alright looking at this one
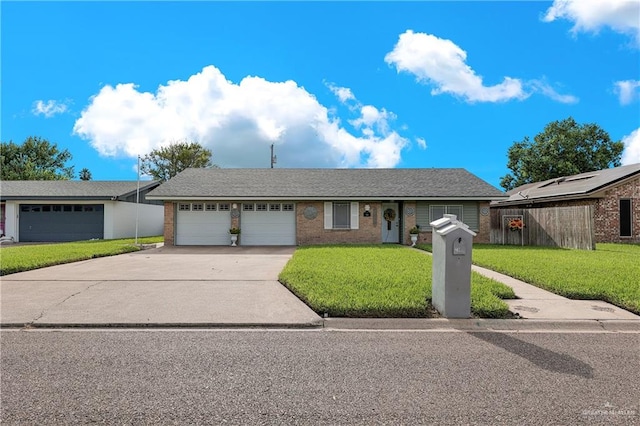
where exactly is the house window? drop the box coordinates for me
[43,205,51,212]
[332,203,350,229]
[63,205,72,212]
[205,203,217,211]
[429,205,463,222]
[620,199,632,237]
[53,205,62,212]
[192,203,204,212]
[178,203,190,211]
[83,205,95,212]
[269,204,281,211]
[243,203,254,211]
[282,203,294,211]
[256,203,268,211]
[219,203,230,211]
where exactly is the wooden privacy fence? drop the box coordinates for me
[490,205,596,250]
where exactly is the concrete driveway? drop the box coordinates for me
[1,246,322,328]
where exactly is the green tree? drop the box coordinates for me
[500,117,624,191]
[0,136,74,180]
[140,140,213,181]
[79,168,92,181]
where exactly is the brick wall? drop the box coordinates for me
[297,201,382,245]
[500,176,640,243]
[595,176,640,243]
[163,202,174,246]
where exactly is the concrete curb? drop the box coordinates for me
[1,321,325,330]
[2,318,639,332]
[322,318,640,332]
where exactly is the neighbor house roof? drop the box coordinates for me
[146,168,505,201]
[0,180,160,201]
[492,163,640,206]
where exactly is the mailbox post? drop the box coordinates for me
[430,214,476,318]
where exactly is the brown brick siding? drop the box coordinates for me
[497,176,640,243]
[163,202,175,246]
[297,201,381,245]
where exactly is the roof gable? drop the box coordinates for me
[147,168,505,200]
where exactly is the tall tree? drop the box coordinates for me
[79,168,92,181]
[500,117,624,191]
[140,140,213,181]
[0,136,74,180]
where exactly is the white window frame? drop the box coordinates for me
[192,203,204,212]
[324,202,359,230]
[269,203,281,211]
[218,203,230,211]
[282,203,294,211]
[205,203,217,211]
[178,203,191,211]
[256,203,268,212]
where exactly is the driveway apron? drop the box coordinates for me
[0,246,322,327]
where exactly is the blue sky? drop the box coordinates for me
[2,1,639,189]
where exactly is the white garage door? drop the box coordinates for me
[241,202,296,245]
[176,202,230,245]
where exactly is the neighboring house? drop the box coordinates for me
[0,181,164,242]
[491,163,640,244]
[146,168,506,246]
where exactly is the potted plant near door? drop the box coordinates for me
[229,227,241,246]
[409,226,420,247]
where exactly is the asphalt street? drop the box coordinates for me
[1,329,638,425]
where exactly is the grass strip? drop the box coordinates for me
[279,245,514,318]
[417,243,640,315]
[0,236,164,276]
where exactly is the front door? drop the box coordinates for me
[381,203,399,243]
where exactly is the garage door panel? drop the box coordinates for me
[176,211,229,245]
[242,211,295,246]
[19,205,104,242]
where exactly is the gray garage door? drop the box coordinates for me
[19,204,104,242]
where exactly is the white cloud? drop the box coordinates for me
[73,65,410,169]
[32,100,69,117]
[527,80,579,104]
[544,0,640,44]
[614,80,640,105]
[621,128,640,165]
[384,30,576,104]
[327,83,355,104]
[416,137,427,150]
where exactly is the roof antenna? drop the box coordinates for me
[270,144,277,168]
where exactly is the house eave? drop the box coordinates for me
[147,196,507,202]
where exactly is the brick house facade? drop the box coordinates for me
[149,168,505,246]
[491,164,640,244]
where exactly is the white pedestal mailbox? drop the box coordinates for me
[430,214,476,318]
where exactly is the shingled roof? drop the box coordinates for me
[146,168,505,200]
[493,163,640,206]
[0,180,160,200]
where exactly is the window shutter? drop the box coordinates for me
[350,202,359,229]
[324,202,332,230]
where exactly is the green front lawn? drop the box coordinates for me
[278,245,515,318]
[0,236,164,276]
[418,243,640,315]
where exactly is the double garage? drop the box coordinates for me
[175,201,296,246]
[18,204,104,242]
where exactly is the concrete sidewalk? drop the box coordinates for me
[471,265,640,321]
